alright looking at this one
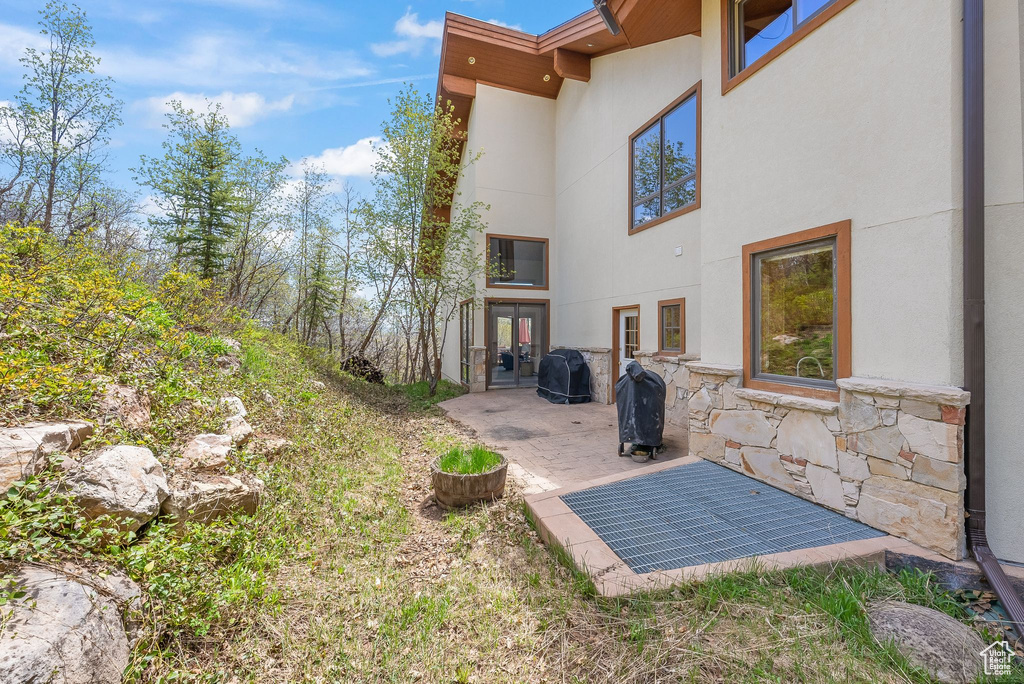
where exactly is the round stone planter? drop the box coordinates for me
[431,455,508,509]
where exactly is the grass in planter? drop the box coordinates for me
[438,445,501,474]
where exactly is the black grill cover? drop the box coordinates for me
[537,349,592,404]
[615,361,666,447]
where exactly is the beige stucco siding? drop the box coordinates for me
[699,0,963,386]
[554,36,703,355]
[982,0,1024,563]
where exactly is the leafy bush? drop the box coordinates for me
[437,445,501,475]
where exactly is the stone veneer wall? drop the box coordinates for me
[553,347,612,404]
[637,359,969,560]
[467,346,486,393]
[632,352,699,427]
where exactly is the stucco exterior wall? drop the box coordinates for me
[982,0,1024,563]
[553,36,703,356]
[699,0,963,387]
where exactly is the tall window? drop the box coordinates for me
[725,0,856,88]
[459,300,473,385]
[487,236,548,289]
[630,83,700,233]
[658,298,686,355]
[742,220,850,399]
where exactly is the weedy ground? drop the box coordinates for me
[2,226,1020,682]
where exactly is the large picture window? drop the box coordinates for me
[486,235,548,289]
[459,300,473,385]
[724,0,858,93]
[742,220,850,399]
[629,82,701,233]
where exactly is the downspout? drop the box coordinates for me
[961,0,1024,637]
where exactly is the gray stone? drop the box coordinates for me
[805,463,845,510]
[725,445,741,466]
[224,415,253,446]
[0,566,138,683]
[161,474,261,524]
[912,457,965,493]
[824,415,841,432]
[880,409,898,426]
[219,395,247,418]
[868,457,909,480]
[689,387,712,415]
[837,377,970,408]
[776,411,837,469]
[900,398,941,421]
[66,445,169,533]
[839,391,880,433]
[99,384,151,431]
[867,600,985,683]
[848,426,905,462]
[179,433,232,472]
[709,410,776,448]
[0,421,93,492]
[898,413,959,462]
[838,451,871,481]
[739,447,796,493]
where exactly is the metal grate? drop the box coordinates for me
[561,460,886,574]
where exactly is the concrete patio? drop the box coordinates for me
[441,387,943,597]
[440,387,689,494]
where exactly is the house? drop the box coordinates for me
[435,0,1024,571]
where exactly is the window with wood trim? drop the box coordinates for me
[658,298,686,355]
[487,236,548,289]
[624,314,639,361]
[459,300,473,385]
[724,0,858,91]
[742,221,850,400]
[629,83,701,233]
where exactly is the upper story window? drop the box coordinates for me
[487,235,548,289]
[629,82,701,233]
[742,220,851,400]
[724,0,858,93]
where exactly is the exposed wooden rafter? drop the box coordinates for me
[553,48,591,83]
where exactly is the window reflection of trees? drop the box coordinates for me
[631,95,697,229]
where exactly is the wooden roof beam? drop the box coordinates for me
[553,48,591,82]
[442,74,477,100]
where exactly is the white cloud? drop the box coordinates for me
[99,32,372,88]
[484,18,523,31]
[371,9,443,58]
[296,137,383,178]
[0,23,47,69]
[139,91,295,128]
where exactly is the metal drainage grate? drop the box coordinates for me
[561,460,886,574]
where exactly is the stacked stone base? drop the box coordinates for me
[553,347,613,404]
[637,358,968,560]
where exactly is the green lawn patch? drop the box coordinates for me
[396,380,465,411]
[437,445,501,475]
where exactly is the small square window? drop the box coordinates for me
[658,298,686,355]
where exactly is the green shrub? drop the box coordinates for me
[437,445,501,474]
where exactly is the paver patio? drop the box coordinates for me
[442,387,942,597]
[440,387,688,493]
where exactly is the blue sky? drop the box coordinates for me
[0,0,589,203]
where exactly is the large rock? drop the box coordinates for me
[161,474,261,524]
[0,566,141,683]
[898,413,959,462]
[66,445,169,533]
[867,600,986,683]
[98,384,151,431]
[856,476,964,558]
[709,410,776,448]
[179,433,232,472]
[776,411,838,469]
[223,416,253,447]
[0,421,93,492]
[219,395,247,418]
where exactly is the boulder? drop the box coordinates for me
[161,474,261,524]
[65,445,169,533]
[219,395,247,418]
[0,566,141,683]
[223,415,253,447]
[0,421,93,492]
[179,433,232,472]
[867,600,986,683]
[98,384,151,431]
[254,434,291,458]
[220,337,241,352]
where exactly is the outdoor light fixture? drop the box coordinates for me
[593,0,621,36]
[543,74,551,82]
[468,56,476,64]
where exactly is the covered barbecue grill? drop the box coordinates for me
[537,349,592,404]
[615,360,666,460]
